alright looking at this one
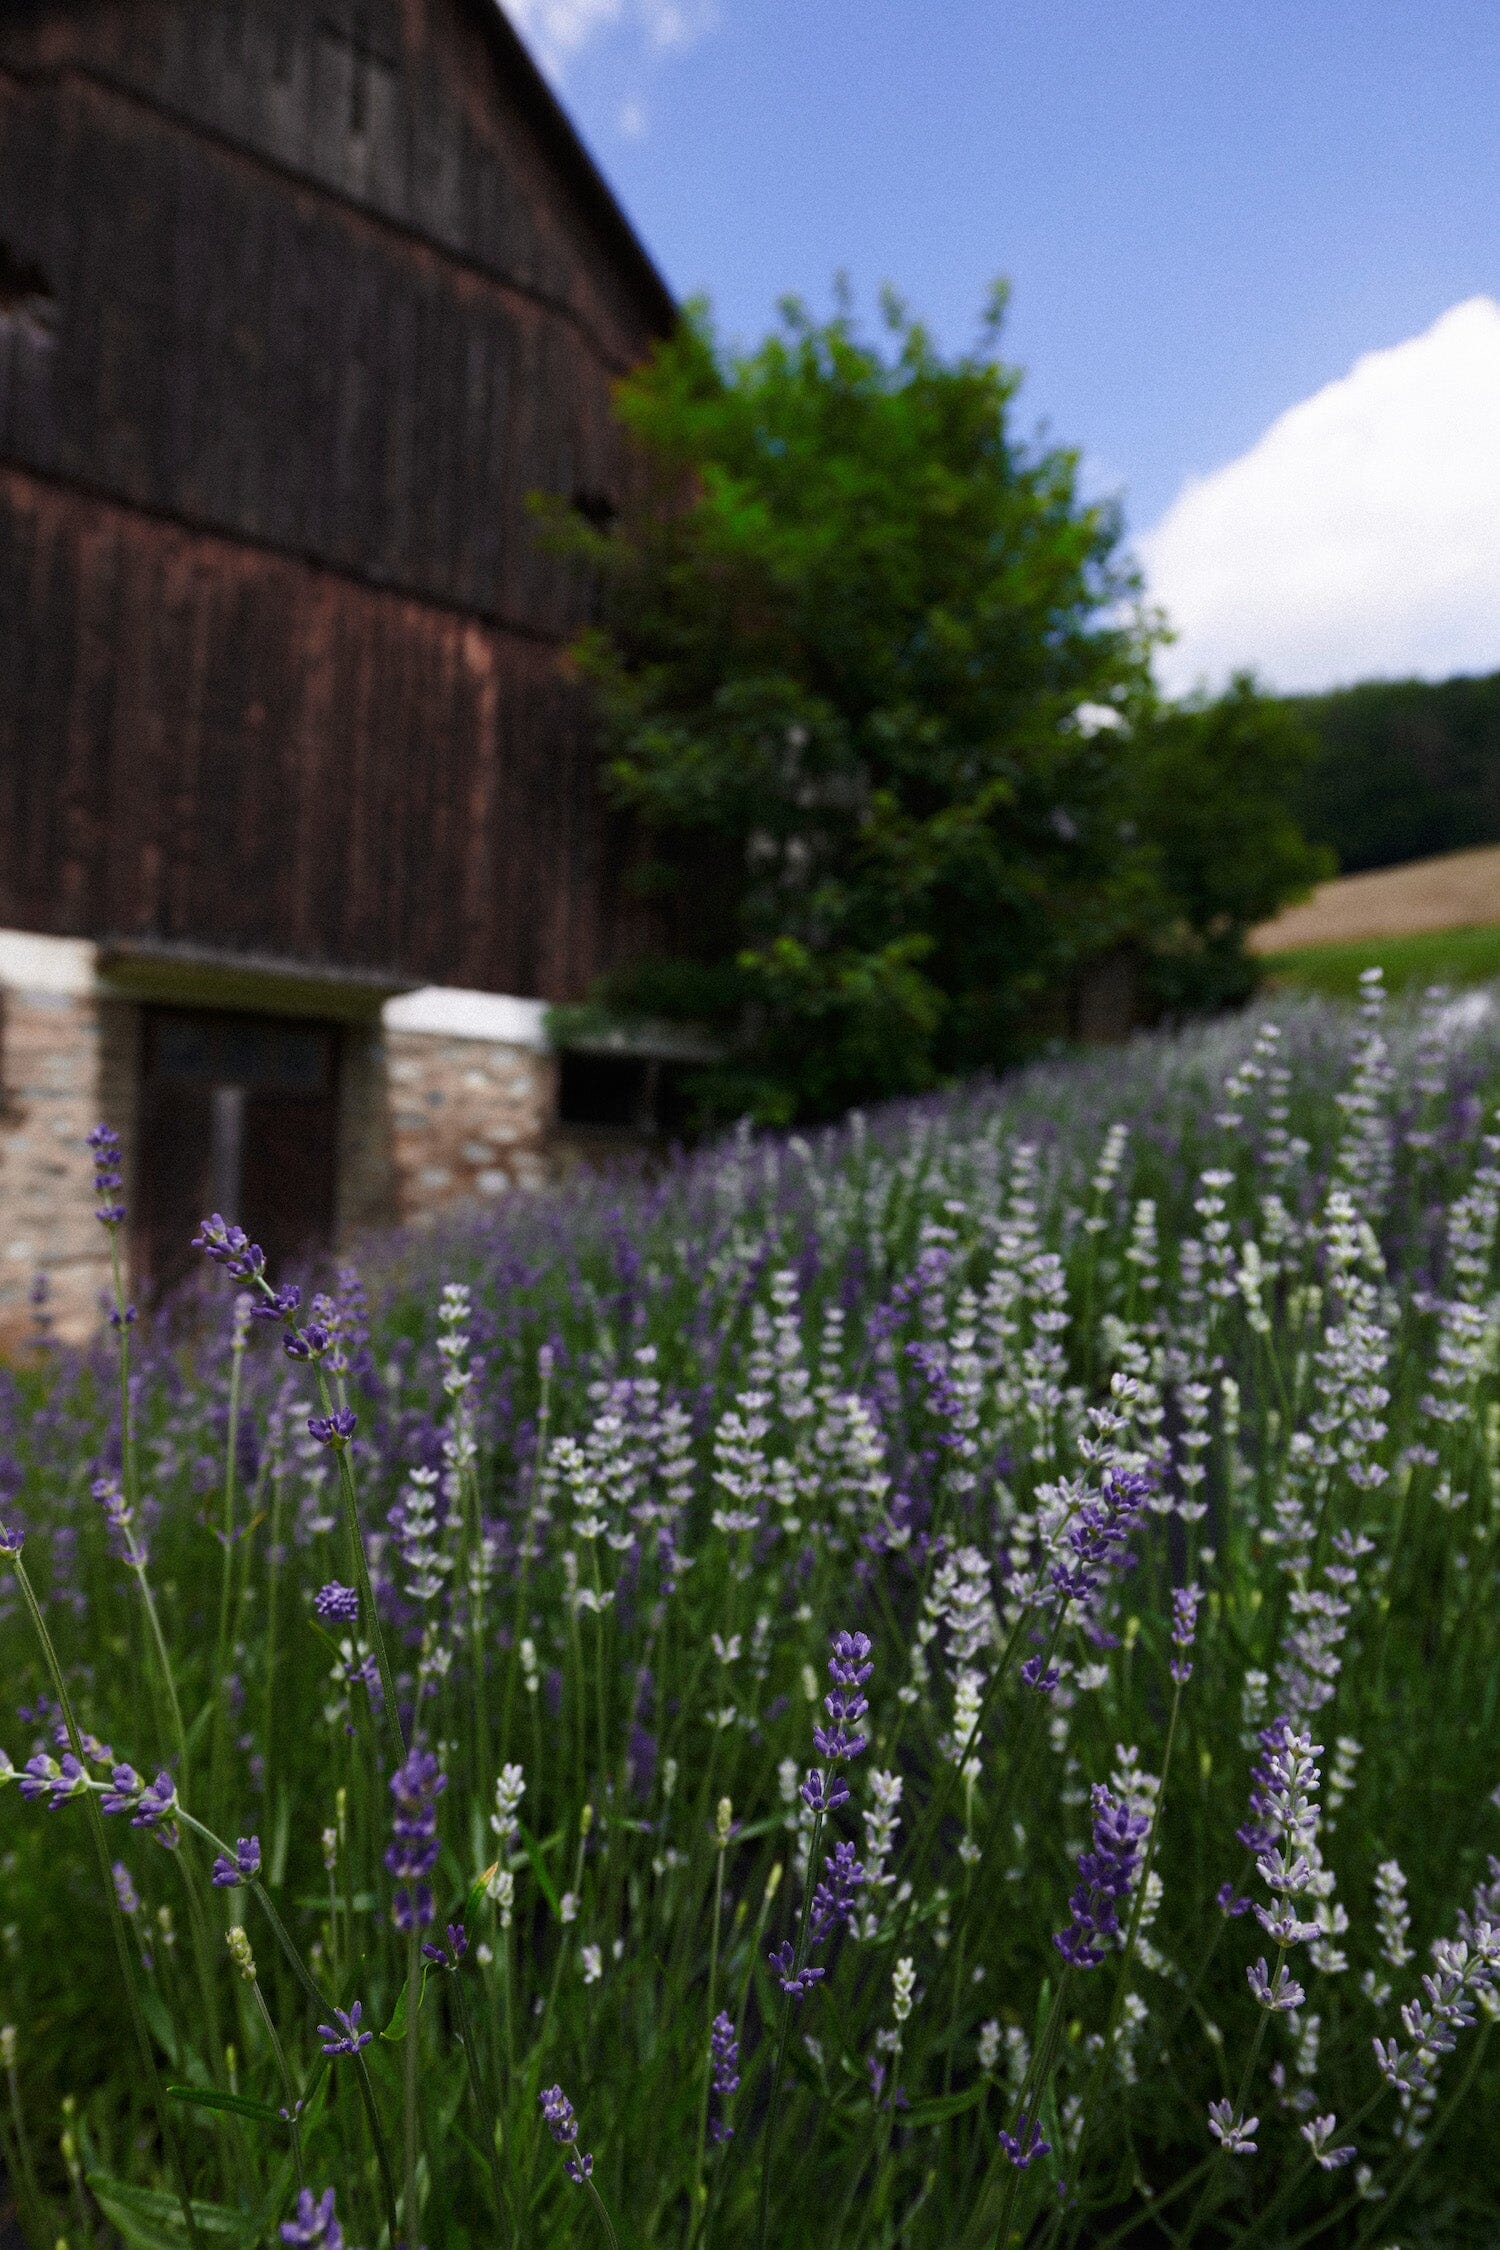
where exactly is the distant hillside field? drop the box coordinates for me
[1250,842,1500,996]
[1290,668,1500,873]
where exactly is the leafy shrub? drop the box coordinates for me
[4,976,1500,2247]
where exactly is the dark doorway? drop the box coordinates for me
[134,1007,340,1300]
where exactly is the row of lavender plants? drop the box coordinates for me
[3,973,1500,2247]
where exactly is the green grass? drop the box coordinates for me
[1258,918,1500,997]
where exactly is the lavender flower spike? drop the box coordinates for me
[809,1840,865,1943]
[314,1582,359,1625]
[279,2186,346,2250]
[193,1214,266,1284]
[211,1836,262,1888]
[87,1124,126,1227]
[1170,1583,1203,1685]
[386,1747,445,1931]
[814,1630,873,1761]
[1054,1784,1148,1970]
[540,2083,594,2184]
[708,2010,740,2143]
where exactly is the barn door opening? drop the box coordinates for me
[135,1006,340,1300]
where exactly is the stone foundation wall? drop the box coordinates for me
[0,986,127,1348]
[385,1029,555,1224]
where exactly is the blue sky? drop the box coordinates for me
[508,1,1500,691]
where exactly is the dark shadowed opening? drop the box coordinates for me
[134,1006,340,1300]
[557,1049,694,1143]
[0,241,55,331]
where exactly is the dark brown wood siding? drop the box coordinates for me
[0,0,667,992]
[0,465,645,993]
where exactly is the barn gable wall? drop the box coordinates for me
[0,0,667,992]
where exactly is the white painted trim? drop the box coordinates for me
[0,929,99,997]
[0,934,555,1055]
[381,986,550,1050]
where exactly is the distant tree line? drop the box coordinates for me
[1288,670,1500,875]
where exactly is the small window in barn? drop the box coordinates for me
[572,491,618,536]
[134,1006,340,1301]
[0,243,57,342]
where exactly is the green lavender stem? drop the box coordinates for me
[755,1797,828,2250]
[451,1964,515,2246]
[403,1919,423,2246]
[11,1552,205,2250]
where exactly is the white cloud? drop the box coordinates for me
[1139,297,1500,696]
[502,0,714,80]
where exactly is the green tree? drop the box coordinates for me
[1130,675,1333,1016]
[551,292,1320,1123]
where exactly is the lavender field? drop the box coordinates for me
[4,974,1500,2248]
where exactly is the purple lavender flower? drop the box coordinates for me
[87,1124,126,1226]
[539,2083,594,2184]
[286,1325,333,1363]
[100,1763,143,1814]
[279,2186,345,2250]
[21,1751,85,1808]
[1170,1583,1203,1685]
[92,1476,138,1566]
[112,1862,140,1916]
[998,2112,1051,2169]
[0,1519,22,1557]
[133,1772,180,1839]
[1236,1716,1293,1859]
[100,1766,180,1848]
[386,1747,445,1930]
[1208,2100,1258,2156]
[193,1215,266,1284]
[1021,1655,1061,1693]
[421,1921,468,1970]
[813,1630,872,1761]
[708,2010,740,2143]
[799,1768,850,1816]
[308,1408,357,1450]
[317,2003,373,2057]
[250,1283,302,1324]
[1055,1465,1153,1601]
[771,1628,875,2000]
[1054,1784,1148,1970]
[809,1840,865,1944]
[211,1836,262,1887]
[768,1941,825,1999]
[314,1582,359,1625]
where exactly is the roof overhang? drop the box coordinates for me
[95,940,415,1024]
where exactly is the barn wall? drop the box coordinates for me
[0,0,667,995]
[0,57,633,633]
[0,466,644,996]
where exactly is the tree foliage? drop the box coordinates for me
[1129,677,1334,1016]
[551,293,1324,1122]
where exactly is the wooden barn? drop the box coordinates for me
[0,0,676,1338]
